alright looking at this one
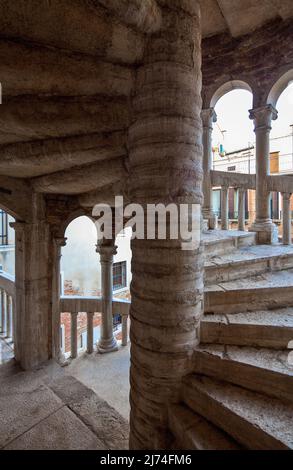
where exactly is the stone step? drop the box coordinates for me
[193,345,293,403]
[205,245,293,285]
[169,403,240,450]
[203,230,256,259]
[183,375,293,450]
[204,269,293,314]
[201,308,293,349]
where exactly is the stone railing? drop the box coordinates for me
[211,170,256,232]
[0,270,15,342]
[60,296,130,359]
[267,174,293,245]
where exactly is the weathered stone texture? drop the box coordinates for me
[128,0,204,450]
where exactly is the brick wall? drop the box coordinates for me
[202,18,293,109]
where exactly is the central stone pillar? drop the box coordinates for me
[202,108,217,229]
[128,0,203,449]
[249,105,278,244]
[96,239,118,353]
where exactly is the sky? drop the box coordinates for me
[212,83,293,154]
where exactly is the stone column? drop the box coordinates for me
[52,237,67,362]
[0,289,6,335]
[12,196,53,370]
[249,105,278,244]
[121,313,128,347]
[70,312,78,359]
[86,312,94,354]
[202,108,217,229]
[128,0,203,449]
[282,193,292,245]
[96,240,118,353]
[238,188,246,231]
[6,295,12,339]
[221,185,229,230]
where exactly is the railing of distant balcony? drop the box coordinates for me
[211,170,292,244]
[60,295,130,360]
[267,174,293,245]
[0,269,15,344]
[211,170,256,233]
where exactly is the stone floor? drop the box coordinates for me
[67,344,131,421]
[0,341,130,450]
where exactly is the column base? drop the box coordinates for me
[249,221,279,244]
[97,337,119,354]
[202,210,218,231]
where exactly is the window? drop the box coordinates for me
[0,210,8,246]
[228,165,236,172]
[113,261,127,291]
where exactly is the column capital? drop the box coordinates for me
[249,105,278,131]
[54,237,67,248]
[201,108,217,129]
[96,239,117,260]
[9,221,25,232]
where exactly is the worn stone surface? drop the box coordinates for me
[193,344,293,403]
[183,375,293,449]
[205,269,293,314]
[169,403,240,450]
[49,376,129,449]
[128,0,203,450]
[4,406,105,450]
[0,362,129,450]
[205,244,293,285]
[201,308,293,349]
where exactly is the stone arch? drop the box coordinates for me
[210,80,253,109]
[0,202,18,221]
[267,69,293,108]
[57,208,95,239]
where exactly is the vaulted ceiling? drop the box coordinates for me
[0,0,292,198]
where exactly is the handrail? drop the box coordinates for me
[211,170,256,190]
[267,174,293,193]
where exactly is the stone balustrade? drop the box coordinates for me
[60,296,130,360]
[211,170,256,233]
[210,170,292,245]
[0,270,15,342]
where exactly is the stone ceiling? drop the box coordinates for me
[200,0,293,38]
[0,0,292,198]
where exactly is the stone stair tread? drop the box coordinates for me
[183,375,293,449]
[203,230,255,245]
[201,308,293,348]
[205,244,293,267]
[169,403,240,450]
[207,269,293,292]
[195,344,293,378]
[203,308,293,327]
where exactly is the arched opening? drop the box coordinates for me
[211,87,254,230]
[0,206,15,364]
[269,76,293,242]
[59,216,132,419]
[267,69,293,109]
[210,80,253,109]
